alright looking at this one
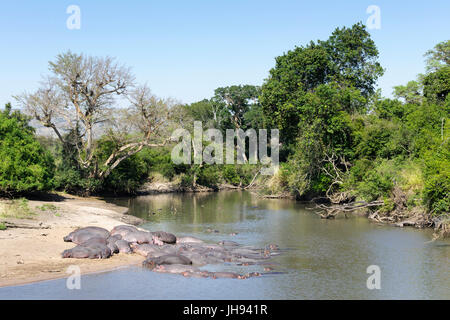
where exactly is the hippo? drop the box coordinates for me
[143,254,192,269]
[110,225,138,238]
[131,243,165,257]
[153,264,199,274]
[204,256,226,264]
[115,240,132,254]
[176,236,205,244]
[62,246,97,259]
[179,252,209,266]
[108,234,122,241]
[151,231,177,244]
[178,243,209,254]
[62,242,111,259]
[80,237,108,245]
[106,239,119,254]
[68,231,107,245]
[181,270,214,278]
[266,244,279,251]
[219,240,239,247]
[63,227,110,243]
[245,272,261,278]
[211,272,244,279]
[121,230,153,244]
[202,244,226,252]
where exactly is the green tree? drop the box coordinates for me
[260,22,384,147]
[393,81,423,105]
[424,40,450,72]
[213,85,261,131]
[0,104,54,194]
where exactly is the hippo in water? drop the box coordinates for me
[63,227,110,244]
[153,264,199,274]
[131,243,165,257]
[211,272,245,279]
[219,240,239,247]
[176,236,204,244]
[143,254,192,269]
[181,270,214,278]
[151,231,177,244]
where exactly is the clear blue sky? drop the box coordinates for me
[1,0,449,105]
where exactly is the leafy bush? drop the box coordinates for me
[0,104,54,194]
[97,138,149,195]
[344,159,395,202]
[422,143,450,215]
[140,148,186,180]
[222,165,241,185]
[179,173,193,188]
[197,166,220,188]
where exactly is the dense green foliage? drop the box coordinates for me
[262,35,449,218]
[0,104,54,194]
[260,23,384,150]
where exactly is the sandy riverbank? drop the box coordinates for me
[0,195,146,288]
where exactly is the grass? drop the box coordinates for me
[0,198,35,219]
[0,222,6,230]
[37,204,58,212]
[399,161,424,194]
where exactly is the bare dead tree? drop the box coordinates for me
[99,85,173,179]
[15,51,175,182]
[15,79,69,143]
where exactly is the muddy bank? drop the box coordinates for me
[0,195,145,287]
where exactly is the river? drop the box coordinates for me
[0,191,449,299]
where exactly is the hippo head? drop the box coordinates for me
[61,249,72,258]
[246,272,261,278]
[143,259,156,269]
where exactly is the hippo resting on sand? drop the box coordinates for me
[62,238,112,259]
[110,225,138,238]
[121,230,153,244]
[143,254,192,269]
[110,225,176,245]
[106,238,120,254]
[115,240,132,253]
[63,227,110,244]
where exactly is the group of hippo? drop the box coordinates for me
[62,225,281,279]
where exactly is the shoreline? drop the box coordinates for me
[0,195,145,288]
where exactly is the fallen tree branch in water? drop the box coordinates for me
[311,201,384,219]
